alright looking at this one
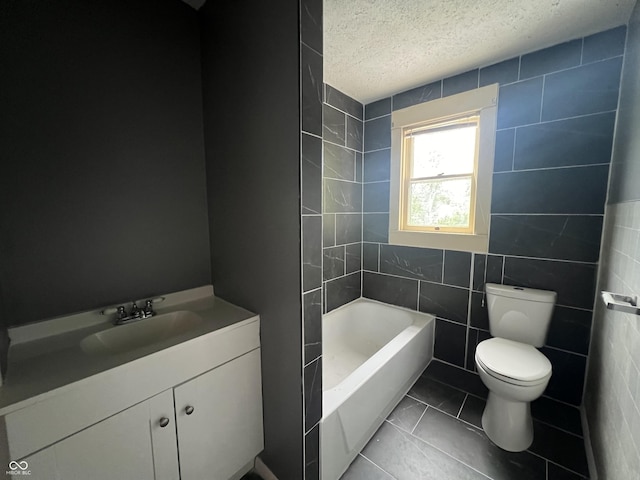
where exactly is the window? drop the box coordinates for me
[389,84,498,252]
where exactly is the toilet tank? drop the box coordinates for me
[485,283,557,347]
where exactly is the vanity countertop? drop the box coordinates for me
[0,286,259,415]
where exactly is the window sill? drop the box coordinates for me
[388,230,488,253]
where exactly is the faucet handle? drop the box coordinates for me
[116,305,127,320]
[130,301,141,317]
[143,299,155,316]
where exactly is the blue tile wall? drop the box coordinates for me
[380,245,443,282]
[542,57,623,121]
[363,181,390,213]
[301,43,322,138]
[434,320,467,367]
[582,25,626,63]
[479,57,519,87]
[301,1,323,476]
[322,85,364,314]
[302,215,322,292]
[363,149,391,182]
[419,282,470,324]
[443,69,479,97]
[513,112,616,170]
[519,39,582,79]
[323,142,355,181]
[365,97,391,120]
[322,104,346,144]
[323,246,345,281]
[357,26,625,407]
[325,84,363,119]
[362,242,379,271]
[392,81,442,110]
[335,213,361,245]
[301,133,322,214]
[363,115,391,151]
[325,272,361,311]
[362,271,418,310]
[497,76,544,129]
[304,423,320,479]
[491,165,609,214]
[493,129,515,172]
[345,243,361,274]
[324,179,362,213]
[443,250,472,288]
[363,213,389,243]
[489,215,603,262]
[303,289,322,363]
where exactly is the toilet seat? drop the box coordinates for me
[475,338,552,387]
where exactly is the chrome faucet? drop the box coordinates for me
[113,299,156,325]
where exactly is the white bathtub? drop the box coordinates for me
[320,298,434,480]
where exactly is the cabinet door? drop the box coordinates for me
[22,389,179,480]
[174,348,264,480]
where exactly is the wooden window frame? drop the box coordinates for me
[389,84,498,253]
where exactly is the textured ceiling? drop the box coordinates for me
[325,0,636,104]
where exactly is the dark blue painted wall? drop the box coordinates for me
[0,0,210,327]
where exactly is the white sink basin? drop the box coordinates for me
[80,311,203,356]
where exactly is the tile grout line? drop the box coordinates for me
[357,453,399,480]
[545,459,549,480]
[456,394,469,419]
[410,405,429,435]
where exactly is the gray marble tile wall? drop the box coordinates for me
[301,0,323,478]
[323,85,365,313]
[586,202,640,479]
[585,3,640,477]
[361,26,626,407]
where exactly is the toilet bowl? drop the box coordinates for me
[475,337,551,451]
[476,283,556,452]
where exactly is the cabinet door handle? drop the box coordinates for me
[159,417,170,428]
[185,405,195,415]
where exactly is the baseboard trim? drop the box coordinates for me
[254,456,279,480]
[580,405,598,480]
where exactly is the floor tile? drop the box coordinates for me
[547,462,588,479]
[360,421,489,480]
[412,408,546,480]
[458,395,486,429]
[423,361,488,398]
[387,396,427,432]
[340,455,395,480]
[529,422,589,477]
[408,376,467,416]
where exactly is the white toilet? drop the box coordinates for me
[474,283,555,452]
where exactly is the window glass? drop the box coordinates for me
[411,123,477,178]
[403,116,479,232]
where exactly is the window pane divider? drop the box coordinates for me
[410,173,473,182]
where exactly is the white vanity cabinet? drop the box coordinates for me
[23,389,179,480]
[20,348,263,480]
[175,348,264,480]
[1,300,264,480]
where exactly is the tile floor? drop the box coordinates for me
[340,361,590,480]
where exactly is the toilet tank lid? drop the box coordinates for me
[485,283,557,303]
